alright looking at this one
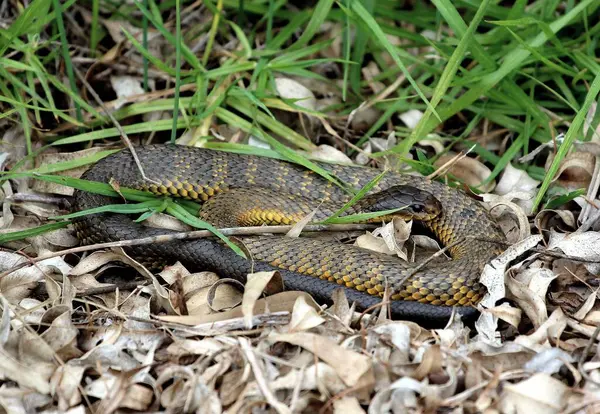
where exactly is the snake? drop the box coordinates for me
[72,144,507,325]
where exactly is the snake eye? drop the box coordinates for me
[412,204,425,214]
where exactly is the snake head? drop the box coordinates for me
[360,184,442,222]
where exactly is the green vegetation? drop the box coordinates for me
[1,0,599,236]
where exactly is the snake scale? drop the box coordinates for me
[72,145,507,325]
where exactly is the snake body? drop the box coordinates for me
[72,145,507,324]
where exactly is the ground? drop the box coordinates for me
[0,0,600,413]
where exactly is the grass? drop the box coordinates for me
[1,1,600,410]
[0,0,599,239]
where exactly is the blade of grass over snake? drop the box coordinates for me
[322,208,404,225]
[202,142,295,160]
[215,107,351,193]
[166,203,246,258]
[321,171,388,223]
[5,173,245,258]
[53,200,169,221]
[4,173,155,202]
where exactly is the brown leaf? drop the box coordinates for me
[268,332,373,387]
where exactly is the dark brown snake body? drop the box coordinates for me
[72,145,507,325]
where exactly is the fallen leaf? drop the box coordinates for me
[501,373,568,414]
[287,295,326,332]
[157,291,317,327]
[495,163,540,215]
[274,77,316,110]
[476,235,543,343]
[268,332,372,387]
[310,145,353,164]
[548,230,600,274]
[434,154,495,192]
[333,396,366,414]
[242,271,280,329]
[355,218,412,260]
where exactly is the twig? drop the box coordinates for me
[356,298,388,326]
[35,281,148,298]
[73,68,159,185]
[238,337,291,414]
[6,193,71,209]
[0,223,377,279]
[577,323,600,387]
[393,238,464,288]
[177,312,291,336]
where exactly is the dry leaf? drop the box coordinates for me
[548,230,600,274]
[110,76,144,110]
[506,267,557,329]
[274,77,316,111]
[434,154,495,192]
[157,291,316,328]
[333,397,366,414]
[545,151,595,190]
[476,235,543,343]
[501,373,568,414]
[287,296,326,332]
[398,109,423,129]
[514,308,567,351]
[310,145,353,163]
[242,271,280,329]
[355,218,412,259]
[268,332,372,387]
[486,303,522,328]
[495,163,540,215]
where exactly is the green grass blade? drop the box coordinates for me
[404,0,491,155]
[0,222,69,244]
[348,0,440,122]
[322,171,387,223]
[532,72,600,211]
[286,0,335,50]
[166,203,247,258]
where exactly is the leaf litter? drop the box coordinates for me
[4,137,600,412]
[1,3,600,413]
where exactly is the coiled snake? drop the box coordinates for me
[72,145,507,324]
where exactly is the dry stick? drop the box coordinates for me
[7,193,71,208]
[393,238,465,289]
[4,227,599,281]
[73,68,159,185]
[578,323,600,387]
[238,337,291,414]
[35,281,148,298]
[353,239,467,325]
[0,223,377,279]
